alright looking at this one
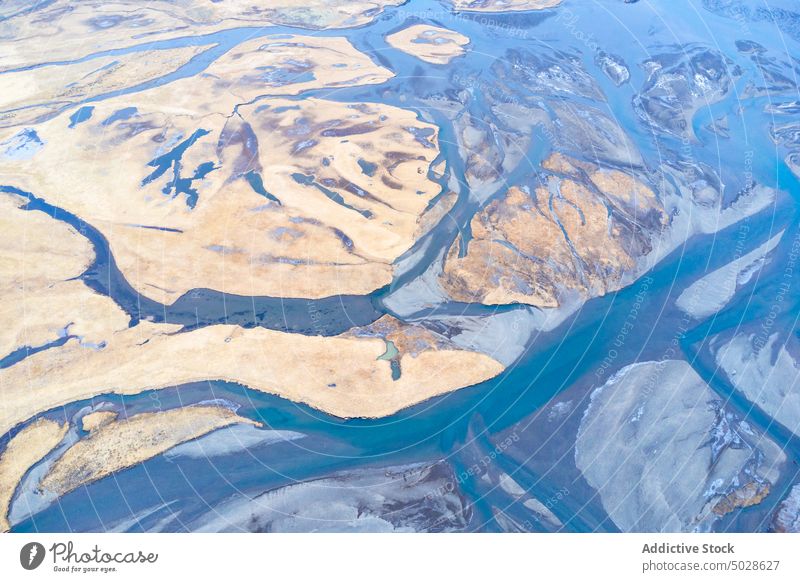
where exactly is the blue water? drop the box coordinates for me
[67,106,94,128]
[5,0,800,532]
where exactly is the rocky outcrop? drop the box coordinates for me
[712,481,771,515]
[440,154,666,307]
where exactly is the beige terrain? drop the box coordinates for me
[80,411,119,433]
[0,46,207,128]
[0,419,67,531]
[0,27,507,447]
[0,1,405,72]
[0,35,450,303]
[0,318,504,437]
[440,154,667,306]
[0,187,502,448]
[387,25,470,65]
[41,406,259,497]
[0,172,500,435]
[0,33,395,129]
[0,191,129,361]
